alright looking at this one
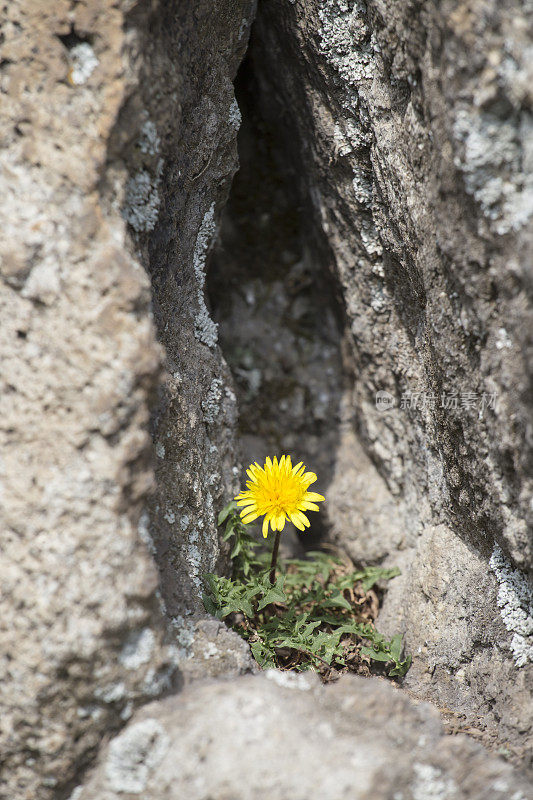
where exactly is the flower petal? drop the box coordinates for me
[304,492,325,502]
[295,511,310,528]
[289,511,305,531]
[299,501,320,512]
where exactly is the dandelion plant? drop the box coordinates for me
[204,455,411,679]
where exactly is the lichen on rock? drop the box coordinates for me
[490,544,533,668]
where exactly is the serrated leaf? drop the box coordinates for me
[241,599,254,617]
[202,593,218,617]
[388,655,412,677]
[250,640,277,669]
[333,621,372,638]
[204,526,410,679]
[302,620,322,637]
[257,587,287,611]
[320,589,352,611]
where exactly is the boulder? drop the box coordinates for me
[77,671,533,800]
[0,1,254,797]
[248,0,533,756]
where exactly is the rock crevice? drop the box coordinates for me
[1,1,532,797]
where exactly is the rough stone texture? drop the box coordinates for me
[77,671,532,800]
[0,1,254,798]
[246,0,533,761]
[381,527,533,752]
[176,618,256,683]
[2,0,533,796]
[123,0,256,620]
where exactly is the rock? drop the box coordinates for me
[0,1,254,798]
[247,0,533,756]
[177,618,257,683]
[76,672,533,799]
[2,0,533,795]
[379,525,533,761]
[120,0,257,619]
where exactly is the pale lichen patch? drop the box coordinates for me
[105,718,169,794]
[164,508,176,524]
[94,682,127,704]
[193,204,219,346]
[412,763,458,800]
[68,43,99,85]
[138,512,156,557]
[119,628,156,670]
[228,97,242,130]
[453,109,533,235]
[187,542,202,592]
[489,544,533,667]
[265,669,314,691]
[202,378,223,423]
[123,170,161,233]
[318,0,375,87]
[122,120,163,233]
[138,120,161,156]
[170,615,196,659]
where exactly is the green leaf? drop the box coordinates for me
[360,566,401,593]
[230,538,242,559]
[257,586,287,611]
[220,595,253,618]
[319,589,352,611]
[222,519,235,541]
[250,639,277,669]
[218,501,237,526]
[202,592,219,618]
[359,646,392,663]
[333,621,374,638]
[334,566,401,593]
[389,633,403,663]
[240,599,254,617]
[391,655,412,677]
[203,533,410,679]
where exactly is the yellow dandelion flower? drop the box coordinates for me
[235,455,325,538]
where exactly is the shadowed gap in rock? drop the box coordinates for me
[208,47,349,553]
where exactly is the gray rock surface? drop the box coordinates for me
[2,0,533,796]
[0,1,254,798]
[77,671,533,800]
[122,0,256,620]
[247,0,533,757]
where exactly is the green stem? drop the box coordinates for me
[269,532,281,585]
